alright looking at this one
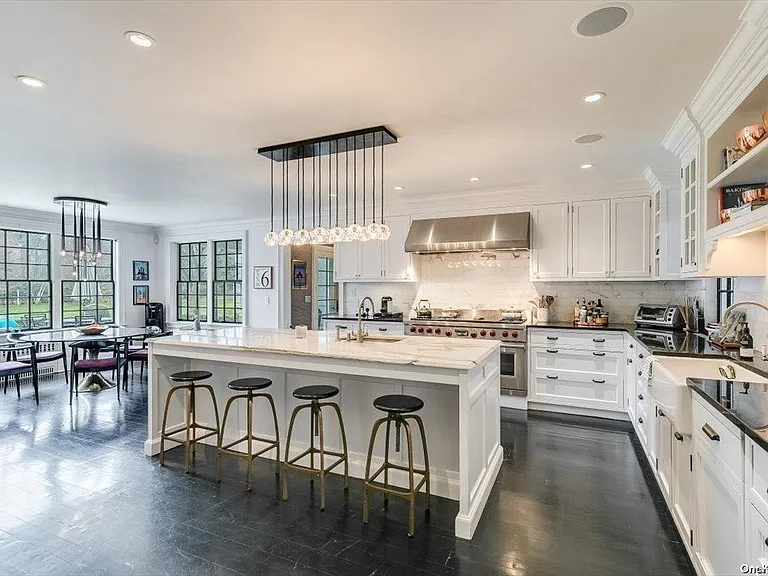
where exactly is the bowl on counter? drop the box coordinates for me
[735,123,767,153]
[75,323,108,335]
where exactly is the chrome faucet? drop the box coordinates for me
[356,296,375,342]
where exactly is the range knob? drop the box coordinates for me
[435,328,441,334]
[511,331,519,339]
[489,330,496,337]
[426,328,433,334]
[470,332,477,338]
[480,330,487,336]
[501,330,509,337]
[418,327,425,333]
[409,327,416,333]
[445,330,452,337]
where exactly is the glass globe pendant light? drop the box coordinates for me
[264,151,280,246]
[310,149,328,244]
[294,153,311,245]
[329,138,345,242]
[378,131,391,240]
[277,148,294,245]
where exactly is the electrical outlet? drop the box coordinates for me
[305,295,312,303]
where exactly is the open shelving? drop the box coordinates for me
[707,136,768,190]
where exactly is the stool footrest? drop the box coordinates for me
[220,435,279,459]
[161,424,218,444]
[365,461,429,499]
[285,446,347,477]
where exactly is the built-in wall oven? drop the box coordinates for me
[500,342,527,397]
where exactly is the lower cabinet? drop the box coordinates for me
[672,432,695,549]
[748,504,768,568]
[654,405,673,502]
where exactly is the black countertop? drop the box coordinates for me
[322,315,404,323]
[529,322,768,380]
[688,378,768,453]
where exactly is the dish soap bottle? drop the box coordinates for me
[740,323,754,359]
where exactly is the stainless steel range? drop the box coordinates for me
[404,309,527,397]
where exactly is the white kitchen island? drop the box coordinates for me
[146,328,502,539]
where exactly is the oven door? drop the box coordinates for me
[500,343,527,396]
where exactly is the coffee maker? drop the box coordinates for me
[145,302,165,331]
[380,296,393,316]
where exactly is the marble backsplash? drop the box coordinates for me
[344,252,693,324]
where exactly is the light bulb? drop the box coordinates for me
[357,225,371,242]
[310,227,329,244]
[294,229,311,246]
[264,231,279,246]
[329,226,346,243]
[278,228,295,246]
[346,223,363,241]
[365,222,383,241]
[60,249,66,257]
[379,224,391,240]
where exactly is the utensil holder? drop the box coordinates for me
[536,307,549,324]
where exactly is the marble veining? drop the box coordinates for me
[151,328,499,371]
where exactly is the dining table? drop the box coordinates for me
[20,327,154,393]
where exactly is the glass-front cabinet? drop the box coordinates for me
[681,152,699,275]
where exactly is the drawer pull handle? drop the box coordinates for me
[546,375,559,380]
[701,423,720,442]
[546,336,559,341]
[638,417,643,424]
[674,431,683,442]
[629,344,634,349]
[764,537,768,547]
[547,349,558,354]
[638,394,643,400]
[628,358,633,363]
[593,352,606,357]
[658,409,665,417]
[592,379,605,384]
[638,371,642,376]
[593,338,605,343]
[378,328,387,332]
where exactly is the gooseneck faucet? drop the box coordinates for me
[357,296,375,342]
[722,301,768,324]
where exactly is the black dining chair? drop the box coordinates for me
[6,333,68,386]
[0,341,39,404]
[69,340,125,404]
[122,328,169,386]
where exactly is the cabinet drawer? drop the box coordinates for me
[749,504,768,567]
[750,440,768,514]
[531,348,622,377]
[363,322,405,335]
[529,330,624,351]
[530,372,622,411]
[693,397,743,482]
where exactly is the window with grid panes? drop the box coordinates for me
[716,278,734,322]
[0,229,52,332]
[177,242,208,321]
[61,237,114,326]
[213,239,242,323]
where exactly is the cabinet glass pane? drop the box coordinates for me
[685,166,690,188]
[691,190,696,210]
[690,158,696,182]
[691,239,695,264]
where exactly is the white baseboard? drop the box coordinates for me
[527,402,629,421]
[455,444,503,539]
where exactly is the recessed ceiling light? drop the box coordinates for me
[125,31,154,48]
[583,92,605,103]
[574,133,605,144]
[573,4,632,38]
[16,75,45,88]
[469,177,481,182]
[393,185,404,191]
[581,163,594,169]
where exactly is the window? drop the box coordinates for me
[213,239,242,323]
[316,256,338,328]
[0,229,52,332]
[61,238,114,326]
[177,242,208,322]
[716,278,734,322]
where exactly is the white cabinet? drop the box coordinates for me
[652,184,682,280]
[748,504,768,569]
[654,404,673,502]
[611,197,651,278]
[681,153,700,276]
[530,203,569,280]
[672,432,695,550]
[571,200,610,279]
[625,338,637,423]
[333,215,417,282]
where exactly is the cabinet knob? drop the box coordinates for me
[638,394,643,400]
[638,417,643,424]
[674,431,683,442]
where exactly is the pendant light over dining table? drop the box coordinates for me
[258,126,397,246]
[53,196,108,275]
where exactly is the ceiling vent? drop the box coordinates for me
[574,133,605,144]
[573,4,632,38]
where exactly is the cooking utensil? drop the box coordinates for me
[500,308,524,321]
[735,123,767,153]
[438,308,460,319]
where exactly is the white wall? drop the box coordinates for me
[0,205,159,328]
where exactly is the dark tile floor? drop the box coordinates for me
[0,375,695,576]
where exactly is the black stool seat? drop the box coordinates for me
[373,394,424,414]
[293,385,338,400]
[228,377,272,391]
[169,370,212,383]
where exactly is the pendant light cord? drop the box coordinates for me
[335,140,339,228]
[381,134,385,223]
[372,133,376,224]
[353,139,357,225]
[346,137,349,227]
[328,143,332,228]
[312,150,316,229]
[270,151,274,232]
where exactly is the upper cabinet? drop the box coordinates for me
[681,153,699,276]
[334,214,418,282]
[530,203,569,280]
[572,200,610,279]
[531,197,652,282]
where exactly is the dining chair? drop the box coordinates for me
[69,340,125,404]
[0,341,39,405]
[122,327,167,385]
[6,333,68,385]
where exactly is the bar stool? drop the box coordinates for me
[282,385,349,510]
[216,377,280,490]
[363,394,430,537]
[159,370,220,473]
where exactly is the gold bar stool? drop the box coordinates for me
[363,394,430,537]
[159,370,220,473]
[216,377,280,490]
[282,385,349,510]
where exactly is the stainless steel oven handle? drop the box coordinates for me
[500,343,527,351]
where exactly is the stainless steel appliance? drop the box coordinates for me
[634,304,684,329]
[380,296,392,315]
[404,309,527,397]
[404,212,530,254]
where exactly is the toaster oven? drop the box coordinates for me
[634,304,684,329]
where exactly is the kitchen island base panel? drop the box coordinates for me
[146,343,500,540]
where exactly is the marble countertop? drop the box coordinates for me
[688,378,768,453]
[151,327,499,371]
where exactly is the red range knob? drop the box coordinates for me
[426,328,433,334]
[511,331,519,338]
[501,331,509,337]
[470,332,477,338]
[480,330,487,336]
[489,330,496,337]
[418,327,425,333]
[435,328,441,334]
[409,327,416,333]
[445,331,452,337]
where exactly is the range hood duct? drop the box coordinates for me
[404,212,530,254]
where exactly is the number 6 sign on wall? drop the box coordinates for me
[253,266,273,289]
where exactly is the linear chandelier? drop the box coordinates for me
[258,126,397,246]
[53,196,107,274]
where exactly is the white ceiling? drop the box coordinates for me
[0,1,744,226]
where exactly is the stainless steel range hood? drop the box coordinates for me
[404,212,530,254]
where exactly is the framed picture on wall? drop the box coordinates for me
[133,285,149,305]
[292,260,307,290]
[253,266,273,289]
[133,260,149,281]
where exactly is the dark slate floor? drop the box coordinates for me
[0,374,695,576]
